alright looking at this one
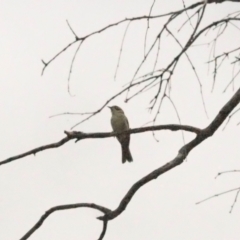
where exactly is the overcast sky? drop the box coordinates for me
[1,0,240,239]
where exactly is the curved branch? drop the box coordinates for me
[98,220,108,240]
[19,203,111,240]
[21,86,240,239]
[0,124,200,167]
[100,86,240,220]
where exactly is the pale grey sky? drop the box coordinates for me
[0,0,240,239]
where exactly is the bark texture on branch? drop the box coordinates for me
[208,0,240,3]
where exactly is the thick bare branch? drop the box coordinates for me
[15,1,240,239]
[100,86,240,220]
[19,203,111,240]
[21,86,240,239]
[98,220,108,240]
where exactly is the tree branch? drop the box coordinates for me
[100,87,240,220]
[41,2,203,75]
[19,203,111,240]
[208,0,240,3]
[0,124,200,167]
[98,220,108,240]
[20,87,240,239]
[0,137,71,166]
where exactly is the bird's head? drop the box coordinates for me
[108,106,124,115]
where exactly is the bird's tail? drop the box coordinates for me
[122,145,133,163]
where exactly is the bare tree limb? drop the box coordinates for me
[0,124,200,167]
[208,0,240,3]
[98,220,108,240]
[19,203,111,240]
[20,86,240,239]
[101,86,240,220]
[0,136,71,166]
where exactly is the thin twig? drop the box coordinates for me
[144,0,156,56]
[114,22,131,81]
[66,20,79,39]
[181,0,195,30]
[230,188,240,213]
[70,75,160,129]
[215,169,240,178]
[222,107,240,130]
[41,2,204,75]
[166,95,186,145]
[49,111,94,118]
[223,68,240,93]
[41,40,78,76]
[196,187,240,205]
[67,40,84,96]
[98,220,108,240]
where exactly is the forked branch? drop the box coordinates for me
[20,87,240,239]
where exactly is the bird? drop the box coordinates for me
[108,106,133,163]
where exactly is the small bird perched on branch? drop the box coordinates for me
[108,106,133,163]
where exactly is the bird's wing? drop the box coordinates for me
[125,116,129,128]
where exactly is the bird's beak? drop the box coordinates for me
[108,106,112,109]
